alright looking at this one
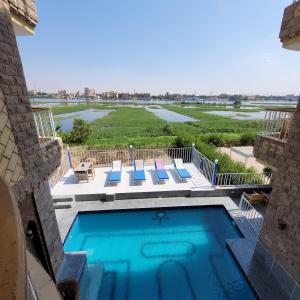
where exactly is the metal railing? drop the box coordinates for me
[70,148,131,167]
[192,149,215,183]
[133,147,192,166]
[261,109,295,141]
[216,172,271,186]
[69,147,193,167]
[238,192,264,238]
[32,107,56,145]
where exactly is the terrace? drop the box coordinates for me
[51,146,271,202]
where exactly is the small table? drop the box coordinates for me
[74,162,93,182]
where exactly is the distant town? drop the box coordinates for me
[28,88,298,102]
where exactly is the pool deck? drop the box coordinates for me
[55,196,298,300]
[51,163,213,201]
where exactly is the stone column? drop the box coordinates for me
[0,4,64,277]
[260,97,300,282]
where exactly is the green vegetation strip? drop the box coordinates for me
[54,104,262,174]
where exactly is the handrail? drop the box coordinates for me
[70,147,193,167]
[192,149,215,183]
[260,109,294,141]
[216,172,271,186]
[32,107,56,145]
[238,192,264,239]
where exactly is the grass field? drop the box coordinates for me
[52,103,263,148]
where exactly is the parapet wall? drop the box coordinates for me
[253,135,285,170]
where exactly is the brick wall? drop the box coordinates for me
[0,5,63,277]
[0,89,25,185]
[8,0,37,26]
[253,135,285,170]
[260,97,300,283]
[280,1,300,44]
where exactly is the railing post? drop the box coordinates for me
[130,145,133,166]
[199,158,204,173]
[191,143,195,163]
[211,159,219,186]
[67,146,73,169]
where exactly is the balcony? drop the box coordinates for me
[32,106,62,176]
[254,108,295,169]
[32,107,56,145]
[279,0,300,51]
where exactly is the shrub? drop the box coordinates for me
[175,133,255,174]
[161,124,173,136]
[206,134,223,147]
[59,118,92,145]
[240,132,256,146]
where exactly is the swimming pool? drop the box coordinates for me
[64,207,256,300]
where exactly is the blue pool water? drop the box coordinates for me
[64,207,256,300]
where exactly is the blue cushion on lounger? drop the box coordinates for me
[156,169,169,180]
[134,170,146,181]
[177,168,191,179]
[108,171,121,182]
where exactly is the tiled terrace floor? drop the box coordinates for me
[51,163,213,198]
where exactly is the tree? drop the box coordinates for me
[70,118,92,144]
[60,118,92,145]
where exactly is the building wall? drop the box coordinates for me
[280,1,300,44]
[7,0,38,26]
[253,135,285,170]
[260,98,300,283]
[0,4,64,277]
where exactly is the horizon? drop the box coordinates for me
[17,0,300,96]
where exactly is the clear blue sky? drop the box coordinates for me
[17,0,300,95]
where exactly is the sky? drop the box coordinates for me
[17,0,300,96]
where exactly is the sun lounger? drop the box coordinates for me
[133,160,146,182]
[173,159,191,180]
[108,160,122,183]
[154,159,169,181]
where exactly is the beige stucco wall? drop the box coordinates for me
[0,89,25,186]
[0,179,26,300]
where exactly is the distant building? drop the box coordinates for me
[84,88,96,99]
[102,91,118,100]
[134,93,151,99]
[118,93,130,99]
[75,91,81,98]
[246,96,257,101]
[57,90,68,98]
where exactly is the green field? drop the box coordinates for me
[52,103,262,148]
[51,103,269,173]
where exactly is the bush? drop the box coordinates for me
[240,132,256,146]
[161,124,173,136]
[205,134,224,147]
[175,133,255,174]
[59,118,92,145]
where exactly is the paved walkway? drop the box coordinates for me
[218,146,266,172]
